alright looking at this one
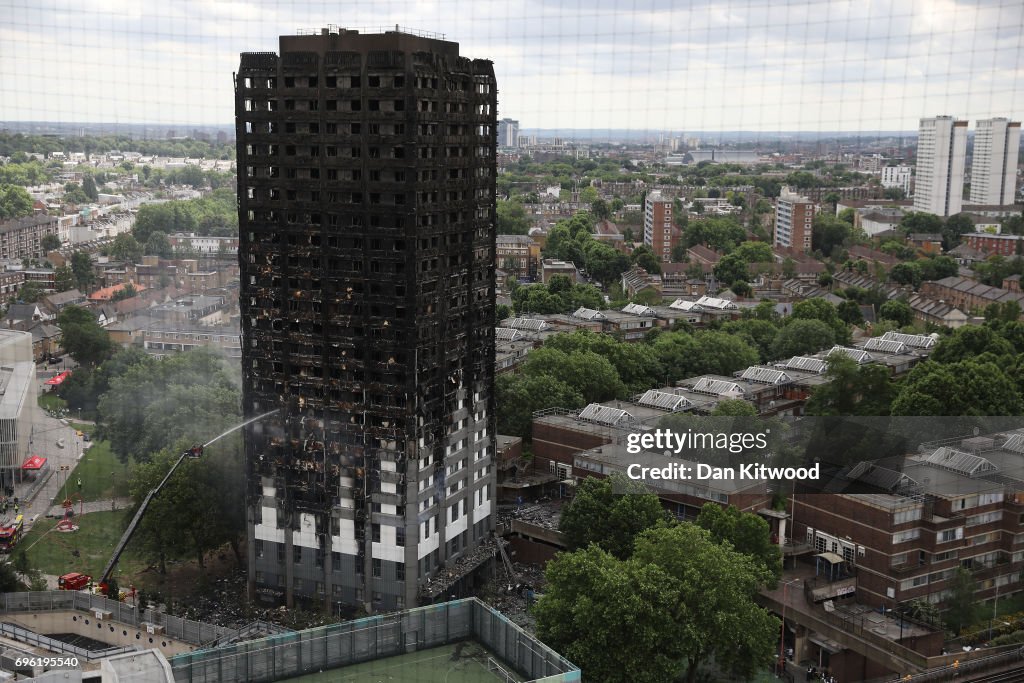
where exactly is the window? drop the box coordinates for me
[372,524,381,542]
[255,540,265,558]
[372,558,382,578]
[396,563,405,581]
[293,546,302,563]
[893,529,920,544]
[937,528,964,543]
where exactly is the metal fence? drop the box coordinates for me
[170,598,579,683]
[0,591,231,646]
[0,621,134,661]
[865,646,1024,682]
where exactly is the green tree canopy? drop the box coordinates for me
[695,503,782,585]
[57,305,115,367]
[494,374,584,439]
[805,355,895,416]
[891,359,1023,416]
[144,230,174,259]
[0,184,34,220]
[878,299,913,327]
[770,318,836,360]
[109,233,143,264]
[559,473,668,559]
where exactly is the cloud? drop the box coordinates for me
[0,0,1020,130]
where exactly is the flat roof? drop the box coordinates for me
[279,642,525,682]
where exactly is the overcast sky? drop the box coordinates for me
[1,0,1022,134]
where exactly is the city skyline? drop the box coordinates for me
[1,0,1022,133]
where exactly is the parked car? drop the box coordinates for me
[48,356,62,365]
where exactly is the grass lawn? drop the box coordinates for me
[38,393,67,412]
[53,439,133,503]
[22,509,148,584]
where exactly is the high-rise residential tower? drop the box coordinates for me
[913,116,968,216]
[969,118,1021,206]
[235,28,497,613]
[497,118,519,149]
[773,187,818,252]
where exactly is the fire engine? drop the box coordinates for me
[0,514,24,551]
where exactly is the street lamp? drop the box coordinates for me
[778,577,801,678]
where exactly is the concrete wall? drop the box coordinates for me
[5,612,198,657]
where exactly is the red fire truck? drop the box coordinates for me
[58,573,91,591]
[0,515,24,551]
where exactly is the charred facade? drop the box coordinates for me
[235,28,497,612]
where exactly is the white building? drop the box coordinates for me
[0,330,36,491]
[497,118,519,149]
[913,116,968,217]
[970,118,1021,206]
[881,165,912,196]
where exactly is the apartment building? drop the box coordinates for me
[914,116,968,217]
[773,187,817,252]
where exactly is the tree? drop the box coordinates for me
[883,187,906,200]
[57,305,115,367]
[711,399,757,417]
[731,241,773,264]
[631,244,661,275]
[898,211,944,236]
[145,230,173,259]
[805,355,895,416]
[591,198,610,221]
[15,280,43,303]
[686,217,745,251]
[632,525,779,683]
[942,213,974,250]
[559,474,667,559]
[879,300,913,327]
[109,233,143,264]
[836,299,864,326]
[585,241,630,287]
[696,503,782,585]
[53,265,75,293]
[82,174,99,202]
[811,214,852,257]
[793,297,849,341]
[495,373,584,439]
[110,283,138,302]
[730,280,752,298]
[930,325,1014,365]
[891,359,1022,416]
[495,303,512,322]
[713,252,748,286]
[522,348,625,404]
[889,262,922,288]
[770,319,836,359]
[670,244,688,262]
[944,568,979,635]
[534,545,688,683]
[0,184,34,220]
[128,435,245,572]
[70,251,95,291]
[40,233,61,252]
[496,200,531,235]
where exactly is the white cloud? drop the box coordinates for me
[0,0,1020,130]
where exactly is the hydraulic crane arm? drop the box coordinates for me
[97,409,278,589]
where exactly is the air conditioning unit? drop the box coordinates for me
[94,609,112,620]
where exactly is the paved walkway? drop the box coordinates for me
[47,497,133,518]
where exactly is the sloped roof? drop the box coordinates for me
[922,447,998,478]
[783,356,827,373]
[695,295,737,310]
[578,403,633,426]
[506,317,548,331]
[863,338,907,354]
[691,377,745,396]
[494,327,520,342]
[740,366,792,384]
[621,303,656,316]
[572,307,606,321]
[827,346,874,364]
[636,390,693,411]
[880,331,937,348]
